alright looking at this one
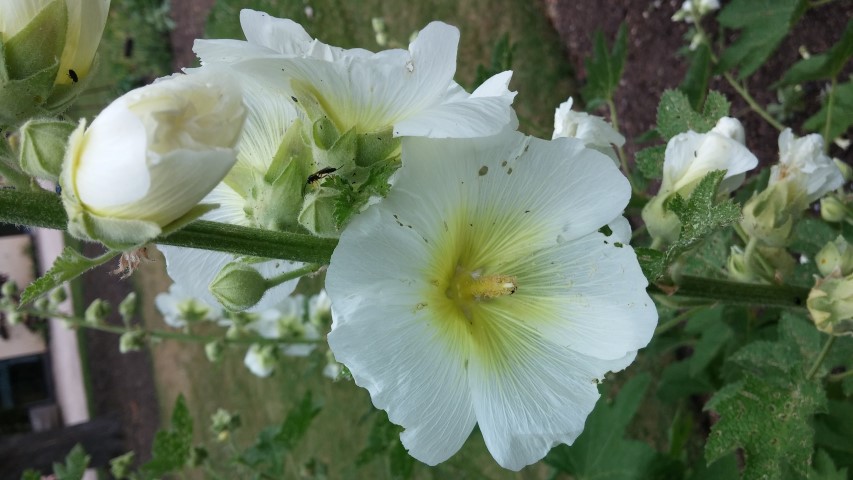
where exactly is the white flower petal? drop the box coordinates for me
[607,216,632,244]
[663,129,757,194]
[240,9,314,56]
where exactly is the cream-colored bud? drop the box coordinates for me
[808,274,853,337]
[61,70,246,249]
[821,195,848,223]
[816,236,853,277]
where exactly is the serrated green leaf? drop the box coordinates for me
[21,247,118,305]
[778,20,853,87]
[679,43,713,109]
[389,439,415,480]
[809,450,848,480]
[705,315,829,479]
[657,90,731,140]
[141,395,193,477]
[679,229,730,279]
[357,410,402,466]
[635,247,666,281]
[472,33,513,90]
[804,79,853,142]
[277,390,322,450]
[718,0,806,78]
[581,23,627,107]
[636,145,666,180]
[545,374,660,479]
[53,444,90,480]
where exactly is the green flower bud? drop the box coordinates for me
[118,292,137,321]
[740,182,803,248]
[820,195,849,223]
[808,274,853,337]
[109,451,135,480]
[34,296,50,312]
[1,280,18,298]
[118,330,146,353]
[6,309,24,325]
[16,119,76,181]
[641,195,681,245]
[834,158,852,183]
[727,246,756,282]
[49,286,67,305]
[209,263,269,312]
[204,340,224,363]
[210,408,241,435]
[84,298,109,324]
[816,236,853,277]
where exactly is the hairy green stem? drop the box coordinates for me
[828,368,853,382]
[654,275,810,308]
[807,335,837,380]
[0,188,338,264]
[24,308,324,346]
[265,263,323,288]
[654,305,711,335]
[723,73,785,131]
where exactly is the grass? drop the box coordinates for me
[89,0,578,477]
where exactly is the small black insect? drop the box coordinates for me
[67,69,78,83]
[307,167,338,185]
[54,184,62,195]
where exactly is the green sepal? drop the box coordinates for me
[312,116,340,151]
[0,60,59,127]
[17,118,76,181]
[67,208,163,251]
[355,128,399,167]
[3,0,67,80]
[298,185,341,237]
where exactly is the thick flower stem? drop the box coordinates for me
[0,189,814,309]
[655,275,810,308]
[0,188,337,264]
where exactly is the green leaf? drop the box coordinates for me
[644,171,742,281]
[239,391,322,476]
[141,395,193,478]
[815,400,853,471]
[808,450,848,480]
[718,0,806,78]
[545,374,660,479]
[20,247,119,305]
[679,43,713,110]
[778,19,853,86]
[685,307,733,376]
[657,90,730,140]
[331,158,399,228]
[636,145,665,180]
[705,315,829,479]
[20,470,42,480]
[804,79,853,142]
[678,229,730,279]
[356,410,402,466]
[472,33,513,90]
[581,23,627,108]
[53,444,90,480]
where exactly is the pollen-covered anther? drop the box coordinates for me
[462,273,518,300]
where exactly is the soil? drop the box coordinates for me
[80,0,852,469]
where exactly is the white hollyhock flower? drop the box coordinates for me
[244,344,277,378]
[248,295,320,357]
[193,9,517,138]
[770,128,844,203]
[326,133,657,470]
[552,97,625,165]
[672,0,720,23]
[155,283,221,328]
[642,116,758,243]
[61,69,246,249]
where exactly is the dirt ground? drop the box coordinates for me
[82,0,852,467]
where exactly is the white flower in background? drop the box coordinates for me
[158,74,306,312]
[769,128,844,204]
[244,344,277,378]
[552,97,625,165]
[327,133,657,470]
[642,117,758,243]
[194,9,517,138]
[672,0,720,23]
[0,0,110,84]
[61,70,246,249]
[323,350,343,381]
[248,294,321,357]
[155,283,221,328]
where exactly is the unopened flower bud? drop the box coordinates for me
[17,119,76,181]
[84,298,110,324]
[49,286,67,305]
[34,297,50,312]
[1,280,18,298]
[816,236,853,277]
[808,274,853,337]
[820,195,848,223]
[727,246,756,282]
[6,309,24,325]
[187,446,208,467]
[119,330,146,353]
[204,340,224,363]
[118,292,137,321]
[60,70,246,250]
[740,182,801,248]
[209,263,269,312]
[210,408,241,435]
